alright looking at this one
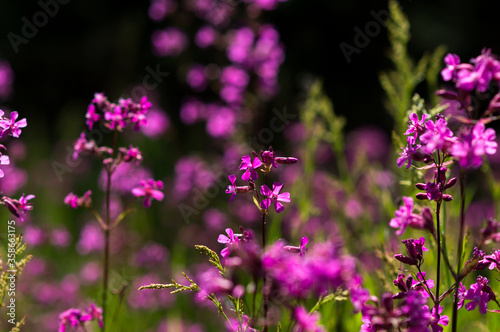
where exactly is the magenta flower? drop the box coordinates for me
[17,194,34,221]
[397,140,421,169]
[394,237,428,266]
[427,305,449,332]
[217,228,239,258]
[441,53,461,81]
[64,190,91,209]
[464,276,492,314]
[456,282,466,309]
[404,113,427,145]
[484,249,500,270]
[389,197,423,235]
[104,105,126,130]
[411,271,434,299]
[85,104,100,130]
[0,111,27,138]
[260,182,290,213]
[58,308,82,332]
[294,306,325,332]
[0,154,10,178]
[73,133,97,160]
[226,314,259,332]
[80,303,103,329]
[260,146,298,171]
[284,236,309,256]
[420,117,456,154]
[131,179,164,208]
[238,154,262,181]
[225,174,251,202]
[451,122,497,169]
[225,174,238,202]
[119,145,142,164]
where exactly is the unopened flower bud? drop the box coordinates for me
[415,183,426,190]
[442,194,453,201]
[435,89,458,100]
[395,254,418,266]
[416,193,428,200]
[444,177,457,189]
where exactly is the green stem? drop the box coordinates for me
[102,129,118,331]
[262,211,268,332]
[452,169,466,332]
[435,200,442,312]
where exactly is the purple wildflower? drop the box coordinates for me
[389,197,424,235]
[260,182,290,213]
[58,309,82,332]
[131,179,164,208]
[218,228,239,258]
[0,154,10,178]
[404,113,428,145]
[441,53,461,81]
[104,105,126,130]
[420,117,456,154]
[427,305,449,332]
[397,140,421,169]
[294,306,325,332]
[225,314,258,332]
[411,271,434,299]
[225,174,251,202]
[238,154,262,181]
[464,276,493,314]
[64,190,91,209]
[85,104,100,130]
[484,249,500,270]
[456,282,466,309]
[283,236,309,256]
[80,303,103,329]
[394,237,428,266]
[119,145,143,164]
[17,194,34,221]
[451,122,497,169]
[0,111,27,138]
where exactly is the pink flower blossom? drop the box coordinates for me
[0,111,27,138]
[239,154,262,181]
[132,179,164,208]
[260,182,290,213]
[218,228,239,258]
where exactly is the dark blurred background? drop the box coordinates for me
[0,0,499,143]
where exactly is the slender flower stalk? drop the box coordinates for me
[102,129,118,331]
[435,191,442,313]
[452,169,466,331]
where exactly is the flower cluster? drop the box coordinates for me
[58,303,103,332]
[0,109,34,221]
[226,147,297,214]
[68,93,163,209]
[86,92,152,131]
